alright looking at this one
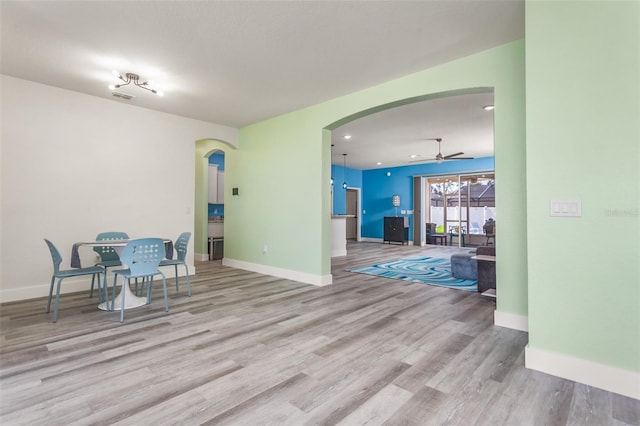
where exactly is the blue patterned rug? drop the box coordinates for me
[348,256,477,292]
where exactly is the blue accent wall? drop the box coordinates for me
[208,152,225,170]
[332,164,363,215]
[208,204,224,217]
[360,157,495,239]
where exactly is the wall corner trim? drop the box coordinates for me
[222,258,333,286]
[525,345,640,400]
[494,310,529,332]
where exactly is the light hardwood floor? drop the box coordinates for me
[1,242,638,425]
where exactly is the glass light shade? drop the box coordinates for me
[392,195,400,207]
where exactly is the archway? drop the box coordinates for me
[195,138,236,261]
[324,87,495,253]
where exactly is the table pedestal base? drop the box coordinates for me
[98,281,147,311]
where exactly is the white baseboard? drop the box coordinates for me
[222,258,333,286]
[361,237,383,243]
[360,238,414,246]
[0,264,196,303]
[525,345,640,400]
[195,252,209,261]
[494,310,529,332]
[331,248,347,257]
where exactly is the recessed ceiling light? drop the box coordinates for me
[344,135,352,140]
[410,154,419,159]
[483,105,495,111]
[376,161,382,165]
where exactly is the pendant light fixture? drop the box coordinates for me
[342,153,348,189]
[331,144,334,186]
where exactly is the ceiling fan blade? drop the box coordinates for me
[443,152,465,159]
[410,156,475,163]
[408,158,437,163]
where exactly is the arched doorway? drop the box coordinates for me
[195,139,235,261]
[325,88,495,254]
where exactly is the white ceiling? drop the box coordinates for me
[1,0,523,169]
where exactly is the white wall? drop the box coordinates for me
[0,75,238,302]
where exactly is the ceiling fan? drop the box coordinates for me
[409,138,474,163]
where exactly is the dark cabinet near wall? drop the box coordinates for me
[384,216,407,245]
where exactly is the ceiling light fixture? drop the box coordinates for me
[108,71,164,96]
[483,105,494,111]
[344,135,352,140]
[342,153,348,190]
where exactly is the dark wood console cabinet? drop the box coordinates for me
[384,216,406,245]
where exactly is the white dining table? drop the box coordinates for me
[71,239,173,311]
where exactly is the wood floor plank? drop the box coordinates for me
[1,241,638,425]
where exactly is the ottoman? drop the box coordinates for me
[450,250,478,280]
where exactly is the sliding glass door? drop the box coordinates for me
[426,173,495,247]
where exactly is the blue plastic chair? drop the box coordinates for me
[44,239,106,323]
[159,232,192,297]
[90,232,129,298]
[111,238,169,322]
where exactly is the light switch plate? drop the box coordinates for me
[549,199,582,217]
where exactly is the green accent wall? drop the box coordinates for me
[225,41,528,317]
[526,1,640,371]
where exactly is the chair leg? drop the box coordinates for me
[184,264,191,297]
[53,278,63,323]
[161,274,169,312]
[111,274,118,312]
[101,272,109,310]
[120,277,126,323]
[174,265,179,291]
[146,277,153,304]
[101,272,108,306]
[91,266,109,298]
[90,274,96,298]
[46,276,55,313]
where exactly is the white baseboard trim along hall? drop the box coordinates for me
[223,258,333,286]
[494,310,529,332]
[525,345,640,400]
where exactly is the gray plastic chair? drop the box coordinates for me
[44,239,106,323]
[159,232,191,297]
[90,232,129,298]
[111,238,168,322]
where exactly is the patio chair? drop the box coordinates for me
[90,232,129,298]
[44,239,106,323]
[159,232,192,297]
[483,219,496,245]
[111,238,168,322]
